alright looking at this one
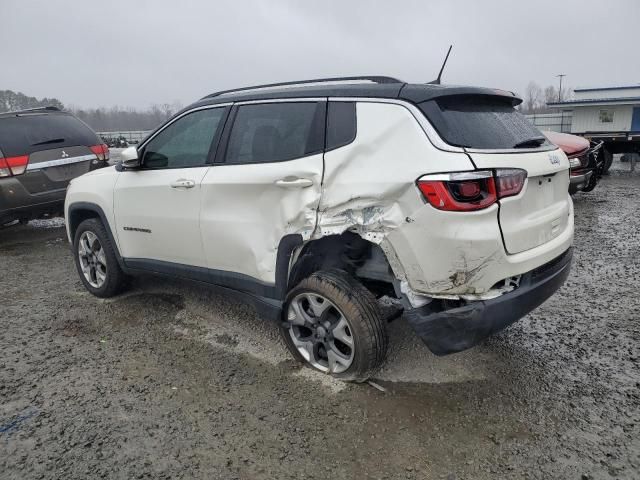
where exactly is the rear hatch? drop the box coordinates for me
[0,111,102,194]
[468,150,570,254]
[418,94,571,254]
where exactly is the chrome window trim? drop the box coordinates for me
[26,154,96,171]
[138,103,232,151]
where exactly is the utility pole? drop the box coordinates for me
[556,74,566,102]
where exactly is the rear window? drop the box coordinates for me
[418,95,549,149]
[0,113,99,156]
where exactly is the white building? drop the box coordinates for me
[548,85,640,135]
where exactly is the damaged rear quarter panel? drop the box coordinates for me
[316,101,472,241]
[316,101,493,294]
[385,205,507,294]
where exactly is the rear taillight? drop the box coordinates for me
[0,155,29,177]
[417,171,496,211]
[494,169,527,198]
[417,169,527,212]
[90,144,110,161]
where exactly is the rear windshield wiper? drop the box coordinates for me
[513,137,546,148]
[31,138,65,146]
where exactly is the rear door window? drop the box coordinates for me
[224,102,324,164]
[0,113,99,156]
[418,95,549,149]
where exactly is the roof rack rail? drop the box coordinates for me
[0,106,61,116]
[204,76,404,99]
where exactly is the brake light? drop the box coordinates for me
[417,169,527,211]
[90,144,110,161]
[0,155,29,177]
[417,171,497,211]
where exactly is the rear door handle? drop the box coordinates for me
[275,177,313,188]
[170,179,195,189]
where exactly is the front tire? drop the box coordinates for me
[73,218,128,298]
[280,269,388,382]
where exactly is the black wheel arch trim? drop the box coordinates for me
[275,233,304,299]
[67,202,126,270]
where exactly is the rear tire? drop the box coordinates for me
[280,269,388,382]
[73,218,128,298]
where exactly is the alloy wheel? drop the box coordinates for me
[78,231,107,288]
[287,292,355,374]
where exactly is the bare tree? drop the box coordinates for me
[544,85,558,106]
[523,82,543,114]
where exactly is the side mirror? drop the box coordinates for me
[120,146,141,168]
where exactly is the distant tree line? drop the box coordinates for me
[0,89,64,112]
[519,82,573,114]
[69,103,183,132]
[0,89,181,132]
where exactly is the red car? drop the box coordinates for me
[543,131,603,194]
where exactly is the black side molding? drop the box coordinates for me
[122,257,283,321]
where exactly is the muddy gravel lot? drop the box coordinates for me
[1,163,639,480]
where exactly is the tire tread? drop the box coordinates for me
[281,269,388,382]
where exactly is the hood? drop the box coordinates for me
[543,131,589,157]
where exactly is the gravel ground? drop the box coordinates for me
[1,161,638,479]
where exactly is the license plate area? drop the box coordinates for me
[536,174,557,203]
[498,171,570,254]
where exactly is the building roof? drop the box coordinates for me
[548,96,640,107]
[574,85,640,93]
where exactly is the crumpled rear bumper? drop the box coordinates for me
[404,248,573,356]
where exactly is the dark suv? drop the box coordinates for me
[0,107,109,226]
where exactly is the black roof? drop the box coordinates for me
[189,77,522,109]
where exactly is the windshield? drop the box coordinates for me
[418,95,550,149]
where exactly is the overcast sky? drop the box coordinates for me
[2,0,639,109]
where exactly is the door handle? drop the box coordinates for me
[170,179,195,189]
[275,177,313,188]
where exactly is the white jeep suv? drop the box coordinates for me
[65,76,574,381]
